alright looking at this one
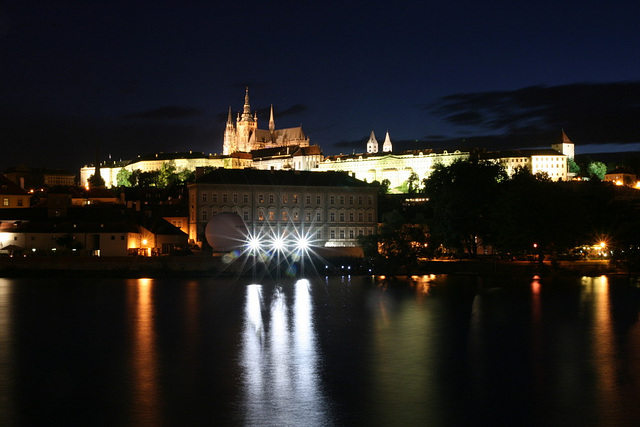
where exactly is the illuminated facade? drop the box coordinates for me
[223,88,310,155]
[318,148,469,192]
[482,149,568,181]
[188,169,377,249]
[0,175,30,208]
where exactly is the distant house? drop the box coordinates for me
[0,174,30,208]
[604,168,638,187]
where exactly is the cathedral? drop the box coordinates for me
[222,88,310,155]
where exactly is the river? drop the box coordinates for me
[1,274,639,426]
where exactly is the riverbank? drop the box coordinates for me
[0,255,622,278]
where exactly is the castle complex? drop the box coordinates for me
[80,89,572,192]
[223,87,310,154]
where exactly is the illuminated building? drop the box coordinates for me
[481,149,568,181]
[223,87,310,155]
[188,169,377,249]
[604,168,638,187]
[318,147,469,193]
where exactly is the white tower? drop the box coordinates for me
[366,130,378,154]
[382,131,393,153]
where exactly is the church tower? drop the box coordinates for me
[552,129,575,159]
[235,87,257,152]
[269,104,275,134]
[382,131,393,153]
[366,130,378,153]
[223,107,237,155]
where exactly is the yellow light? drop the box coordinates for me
[142,239,148,246]
[615,180,623,186]
[599,242,606,249]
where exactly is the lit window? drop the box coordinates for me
[282,211,288,221]
[282,194,288,204]
[258,210,264,221]
[258,194,264,203]
[3,198,8,206]
[305,211,311,221]
[292,194,298,204]
[268,211,275,221]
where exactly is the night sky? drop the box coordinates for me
[2,1,640,171]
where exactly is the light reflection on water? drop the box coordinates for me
[241,279,327,426]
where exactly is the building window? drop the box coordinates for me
[3,198,8,206]
[243,194,249,203]
[292,194,298,204]
[111,235,116,240]
[368,196,373,205]
[202,209,208,221]
[258,194,264,203]
[368,213,373,221]
[330,230,336,239]
[358,212,363,222]
[17,199,23,207]
[269,194,274,204]
[316,230,322,240]
[330,212,335,221]
[222,194,228,203]
[268,211,275,221]
[305,211,311,221]
[339,212,345,221]
[349,229,354,239]
[293,211,299,220]
[316,195,321,204]
[316,212,322,221]
[282,194,288,204]
[258,210,264,221]
[358,229,364,236]
[212,193,218,202]
[339,196,344,205]
[233,193,238,203]
[243,210,249,221]
[330,195,335,205]
[339,230,345,239]
[349,196,354,205]
[349,213,354,222]
[358,196,363,205]
[282,211,288,221]
[306,195,311,204]
[202,193,207,202]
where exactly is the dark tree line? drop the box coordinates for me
[362,158,639,272]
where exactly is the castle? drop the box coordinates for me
[223,87,310,154]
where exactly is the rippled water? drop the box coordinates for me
[1,274,639,426]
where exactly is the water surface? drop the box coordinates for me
[1,274,639,426]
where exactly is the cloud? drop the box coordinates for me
[123,106,204,120]
[426,81,640,149]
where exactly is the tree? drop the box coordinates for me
[568,158,580,175]
[358,210,429,275]
[406,172,420,194]
[116,168,132,187]
[422,159,507,257]
[87,173,105,188]
[587,161,607,181]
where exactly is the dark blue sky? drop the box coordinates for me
[2,0,640,171]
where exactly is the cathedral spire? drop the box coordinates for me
[269,104,275,132]
[226,106,233,124]
[242,86,251,118]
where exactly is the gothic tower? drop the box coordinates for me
[366,130,378,154]
[235,87,257,153]
[223,107,237,155]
